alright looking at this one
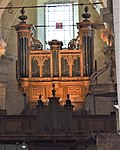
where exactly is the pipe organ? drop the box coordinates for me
[77,6,95,76]
[15,8,35,78]
[15,7,95,111]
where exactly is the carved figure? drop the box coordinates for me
[31,33,43,50]
[102,47,116,83]
[68,38,77,50]
[68,31,80,50]
[91,46,116,83]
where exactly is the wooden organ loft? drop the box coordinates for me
[15,7,95,111]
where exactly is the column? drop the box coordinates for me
[48,40,63,77]
[113,0,120,130]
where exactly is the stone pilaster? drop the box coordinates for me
[0,55,14,109]
[113,0,120,130]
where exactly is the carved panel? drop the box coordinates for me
[61,57,69,77]
[31,58,40,77]
[67,86,83,101]
[87,120,104,131]
[61,54,80,77]
[42,58,50,77]
[30,86,46,100]
[31,55,51,77]
[6,121,22,132]
[61,54,79,65]
[72,57,80,76]
[32,55,50,66]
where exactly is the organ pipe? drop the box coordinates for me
[15,8,35,78]
[77,6,95,76]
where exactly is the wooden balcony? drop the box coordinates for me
[0,114,116,143]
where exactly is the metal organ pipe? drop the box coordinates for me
[77,6,95,77]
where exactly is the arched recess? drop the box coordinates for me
[0,0,11,17]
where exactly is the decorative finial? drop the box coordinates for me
[67,94,70,99]
[37,94,44,107]
[52,83,56,97]
[82,6,91,22]
[18,7,28,23]
[65,94,73,107]
[39,94,42,100]
[84,6,88,13]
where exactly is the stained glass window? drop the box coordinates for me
[45,3,74,49]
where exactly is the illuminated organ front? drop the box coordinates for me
[15,6,95,111]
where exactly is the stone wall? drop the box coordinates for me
[97,133,120,150]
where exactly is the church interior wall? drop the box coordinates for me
[0,1,118,150]
[0,0,114,115]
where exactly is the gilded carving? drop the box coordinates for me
[31,33,43,50]
[67,86,85,101]
[30,87,45,100]
[17,37,89,106]
[91,46,115,83]
[61,55,80,66]
[68,39,78,50]
[69,88,81,96]
[31,55,50,66]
